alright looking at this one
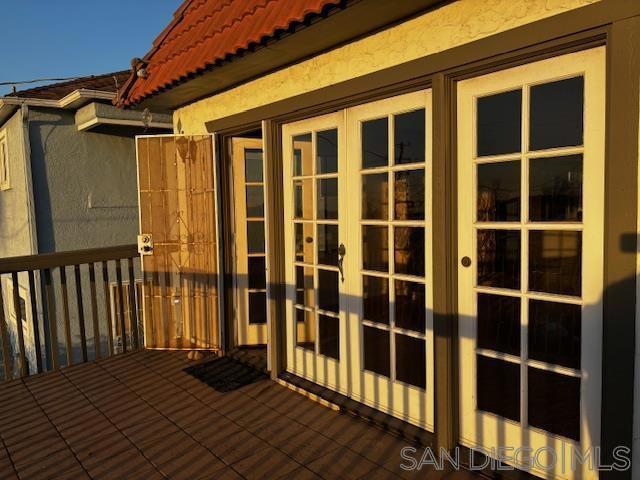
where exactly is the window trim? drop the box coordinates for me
[0,130,9,191]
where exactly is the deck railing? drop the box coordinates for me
[0,245,142,381]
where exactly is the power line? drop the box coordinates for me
[0,76,83,87]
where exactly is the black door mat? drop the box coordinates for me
[184,356,268,392]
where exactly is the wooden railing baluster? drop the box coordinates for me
[102,261,114,356]
[59,267,73,366]
[43,268,59,370]
[11,273,28,377]
[0,279,12,381]
[27,271,43,374]
[115,259,127,353]
[0,245,139,381]
[127,258,140,350]
[88,263,100,360]
[74,265,88,362]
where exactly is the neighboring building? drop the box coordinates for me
[116,1,640,479]
[0,72,172,374]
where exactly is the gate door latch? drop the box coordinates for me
[138,234,154,255]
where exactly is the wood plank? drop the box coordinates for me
[59,267,73,366]
[74,265,88,363]
[10,273,27,377]
[101,261,114,357]
[43,269,58,370]
[0,280,12,381]
[27,271,43,374]
[88,264,100,360]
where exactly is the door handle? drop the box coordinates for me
[337,243,346,282]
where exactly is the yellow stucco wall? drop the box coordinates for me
[175,0,600,133]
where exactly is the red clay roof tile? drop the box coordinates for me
[118,0,339,106]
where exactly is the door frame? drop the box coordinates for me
[209,2,640,464]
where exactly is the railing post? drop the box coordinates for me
[115,260,127,353]
[88,263,100,360]
[11,273,28,377]
[74,265,88,363]
[43,269,59,370]
[27,271,43,374]
[59,267,73,366]
[102,261,114,356]
[127,258,140,350]
[0,280,12,381]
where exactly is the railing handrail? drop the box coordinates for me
[0,244,138,274]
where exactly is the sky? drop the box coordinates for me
[0,1,182,96]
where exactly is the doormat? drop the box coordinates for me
[184,356,268,392]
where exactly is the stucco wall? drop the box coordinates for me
[0,109,35,258]
[174,0,600,133]
[28,107,139,253]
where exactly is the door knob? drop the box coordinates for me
[337,243,346,282]
[461,256,472,267]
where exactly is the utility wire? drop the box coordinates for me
[0,76,83,87]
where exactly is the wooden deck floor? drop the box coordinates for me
[0,351,478,479]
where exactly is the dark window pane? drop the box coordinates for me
[318,224,339,267]
[396,334,426,389]
[395,227,425,277]
[249,292,267,324]
[530,77,584,151]
[296,266,314,307]
[529,155,583,222]
[529,231,581,296]
[317,178,338,220]
[319,315,339,360]
[246,185,264,218]
[395,170,425,220]
[363,275,389,325]
[363,326,390,377]
[317,129,338,174]
[294,179,312,219]
[362,173,389,220]
[295,222,314,263]
[529,300,581,370]
[477,230,521,289]
[293,134,312,176]
[247,221,265,254]
[477,90,522,157]
[528,367,580,441]
[318,269,339,314]
[362,118,388,168]
[245,149,263,182]
[477,161,520,222]
[477,355,520,422]
[296,308,315,351]
[395,109,425,165]
[395,280,425,333]
[363,226,388,272]
[248,257,266,289]
[477,293,520,356]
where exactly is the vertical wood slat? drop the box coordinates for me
[27,271,43,374]
[43,269,59,370]
[74,265,88,363]
[127,258,140,350]
[102,261,114,357]
[0,279,12,381]
[88,263,100,360]
[115,260,127,353]
[59,267,73,366]
[11,273,28,377]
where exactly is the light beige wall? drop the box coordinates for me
[175,0,600,133]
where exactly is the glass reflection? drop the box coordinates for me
[294,179,313,219]
[394,109,425,164]
[317,178,338,220]
[319,315,339,360]
[295,223,314,263]
[363,275,389,325]
[477,89,522,157]
[394,227,425,277]
[529,155,582,222]
[529,230,581,296]
[477,161,520,222]
[477,293,520,356]
[394,170,425,221]
[317,224,338,267]
[477,229,520,289]
[362,118,388,169]
[395,280,425,333]
[362,226,388,272]
[395,334,426,389]
[317,129,338,174]
[296,308,315,351]
[293,134,312,176]
[362,173,389,220]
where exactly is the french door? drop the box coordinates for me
[231,138,268,346]
[457,48,605,479]
[283,91,434,429]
